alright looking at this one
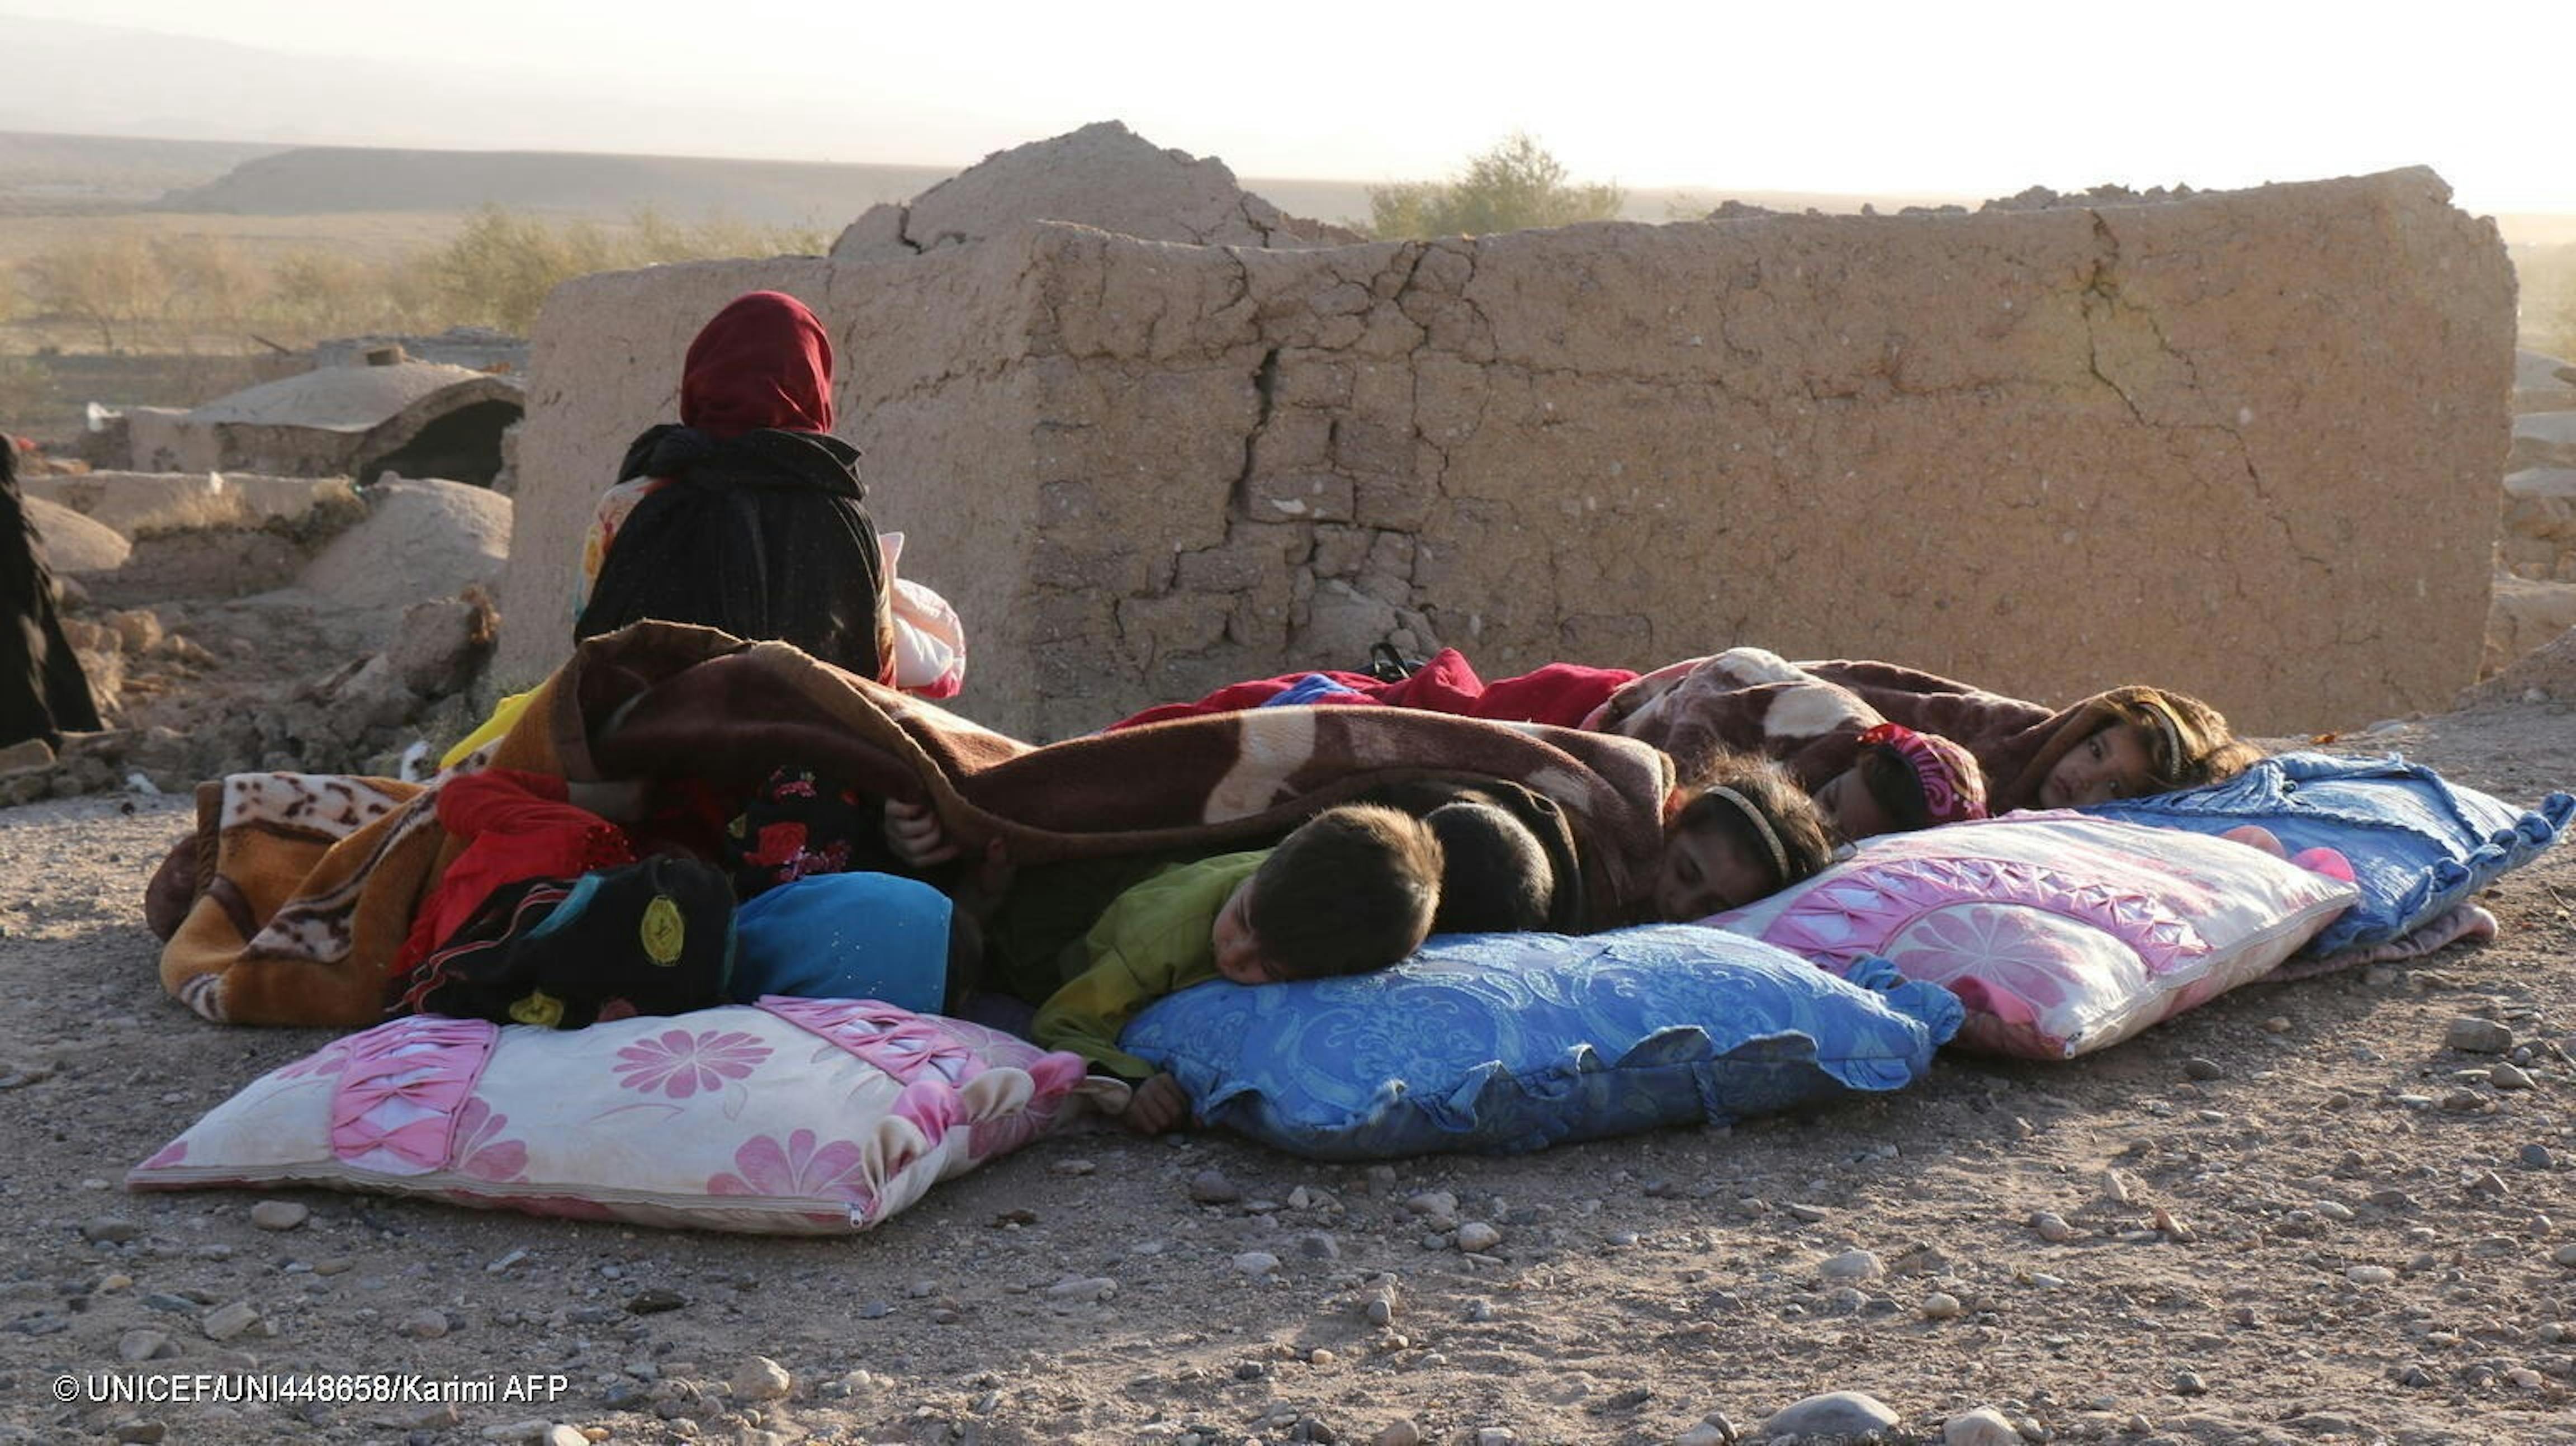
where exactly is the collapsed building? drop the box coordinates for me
[113,352,524,487]
[486,124,2510,741]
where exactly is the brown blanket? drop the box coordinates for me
[158,623,1673,1028]
[1599,648,2123,810]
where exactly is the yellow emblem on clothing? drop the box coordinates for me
[508,990,564,1028]
[641,895,686,965]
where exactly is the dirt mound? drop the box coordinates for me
[831,120,1358,261]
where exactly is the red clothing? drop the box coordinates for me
[1109,649,1636,732]
[390,769,636,979]
[681,291,834,438]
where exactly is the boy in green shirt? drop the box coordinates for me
[1031,804,1444,1132]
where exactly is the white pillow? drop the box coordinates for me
[130,999,1108,1235]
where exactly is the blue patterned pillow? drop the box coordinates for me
[2081,753,2571,957]
[1120,927,1962,1160]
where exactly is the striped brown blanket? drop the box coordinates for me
[154,623,1673,1028]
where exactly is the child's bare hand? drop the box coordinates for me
[1120,1072,1190,1134]
[883,798,960,867]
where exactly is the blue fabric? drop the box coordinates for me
[2081,752,2571,956]
[1260,674,1369,708]
[728,871,952,1013]
[1121,925,1962,1160]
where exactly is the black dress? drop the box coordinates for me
[572,425,891,683]
[0,445,102,750]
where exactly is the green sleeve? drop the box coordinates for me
[1031,851,1265,1080]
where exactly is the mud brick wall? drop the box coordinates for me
[500,169,2514,740]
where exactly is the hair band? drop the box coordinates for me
[1704,784,1790,882]
[2138,698,2186,774]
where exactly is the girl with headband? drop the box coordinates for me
[1647,751,1835,923]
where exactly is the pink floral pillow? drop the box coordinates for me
[129,1000,1110,1234]
[1709,814,2357,1059]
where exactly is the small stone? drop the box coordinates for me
[82,1217,141,1244]
[1365,1297,1396,1327]
[202,1301,261,1341]
[544,1428,588,1446]
[1945,1406,2023,1446]
[1406,1190,1458,1218]
[1785,1203,1829,1223]
[1046,1275,1116,1302]
[2552,1243,2576,1268]
[1296,1232,1341,1261]
[2489,1062,2535,1090]
[2182,1057,2225,1081]
[249,1201,309,1232]
[1306,1348,1335,1367]
[112,1423,167,1445]
[2315,1200,2355,1222]
[1371,1423,1420,1446]
[2520,1143,2556,1170]
[626,1288,685,1315]
[1675,1427,1733,1446]
[2395,1364,2436,1388]
[1233,1251,1281,1278]
[1820,1249,1884,1280]
[117,1329,176,1363]
[1455,1222,1503,1253]
[2346,1265,2396,1286]
[2172,1369,2208,1396]
[2446,1017,2513,1054]
[1920,1292,1963,1320]
[731,1357,791,1402]
[2507,1367,2544,1388]
[2262,1016,2291,1033]
[1365,1165,1399,1195]
[1760,1391,1900,1439]
[2438,1088,2487,1113]
[2031,1212,2075,1242]
[1474,1430,1517,1446]
[399,1308,449,1339]
[1188,1169,1242,1204]
[1050,1157,1096,1176]
[1465,1299,1495,1322]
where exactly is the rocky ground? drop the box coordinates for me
[0,703,2571,1446]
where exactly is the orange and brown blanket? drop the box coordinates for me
[154,623,1674,1028]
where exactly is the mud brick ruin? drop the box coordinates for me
[500,123,2516,739]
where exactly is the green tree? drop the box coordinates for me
[1363,133,1626,240]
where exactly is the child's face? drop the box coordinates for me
[1210,877,1285,985]
[1654,825,1773,923]
[2039,723,2153,808]
[1813,765,1897,843]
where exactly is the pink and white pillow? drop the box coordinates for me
[129,999,1109,1234]
[1708,814,2358,1060]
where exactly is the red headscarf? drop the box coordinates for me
[679,291,835,438]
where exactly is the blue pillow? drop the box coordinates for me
[1120,926,1962,1160]
[2082,752,2572,957]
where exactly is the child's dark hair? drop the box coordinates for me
[1670,752,1834,895]
[1857,741,1933,833]
[1246,804,1443,979]
[1422,801,1553,934]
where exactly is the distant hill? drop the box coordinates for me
[0,131,283,214]
[160,145,952,229]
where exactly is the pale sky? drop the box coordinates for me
[15,0,2576,214]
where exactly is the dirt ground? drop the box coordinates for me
[0,702,2570,1446]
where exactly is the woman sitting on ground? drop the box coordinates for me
[573,290,963,697]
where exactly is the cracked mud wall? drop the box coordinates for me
[504,168,2512,740]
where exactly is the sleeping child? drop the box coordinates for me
[1647,751,1836,923]
[1027,803,1444,1132]
[1810,722,1990,844]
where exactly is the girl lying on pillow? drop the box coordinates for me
[1594,649,2262,815]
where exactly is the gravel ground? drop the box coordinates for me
[0,702,2570,1446]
